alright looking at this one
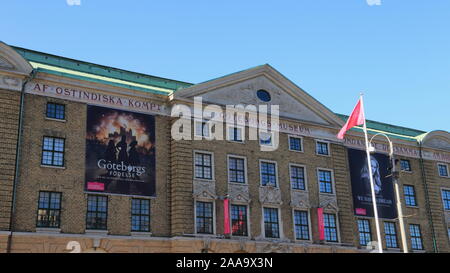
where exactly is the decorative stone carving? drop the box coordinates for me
[319,194,338,212]
[259,186,282,205]
[228,183,250,203]
[193,180,216,200]
[290,190,310,209]
[0,75,22,91]
[257,242,293,253]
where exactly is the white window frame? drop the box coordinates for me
[317,168,336,195]
[323,212,341,244]
[194,120,211,139]
[261,206,283,240]
[288,135,304,153]
[227,154,248,185]
[315,139,331,157]
[438,163,450,178]
[226,125,245,143]
[259,159,279,188]
[194,199,216,236]
[289,163,308,191]
[193,150,215,181]
[292,209,312,242]
[399,159,412,173]
[259,131,275,148]
[229,202,251,238]
[441,187,450,211]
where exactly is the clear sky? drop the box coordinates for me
[2,0,449,132]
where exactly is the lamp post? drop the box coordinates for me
[369,133,408,253]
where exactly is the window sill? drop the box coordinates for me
[45,117,66,123]
[406,205,419,209]
[193,178,215,183]
[36,227,61,234]
[316,153,331,157]
[229,182,248,186]
[131,232,152,237]
[85,230,108,236]
[40,165,66,170]
[227,140,245,144]
[288,149,304,153]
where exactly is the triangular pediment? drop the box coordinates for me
[174,64,344,128]
[0,42,33,74]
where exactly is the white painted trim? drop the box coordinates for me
[259,159,279,188]
[440,187,450,211]
[227,154,248,185]
[194,120,212,139]
[193,150,215,181]
[289,163,308,191]
[438,163,450,178]
[323,212,341,244]
[226,124,245,143]
[288,135,304,153]
[229,202,251,239]
[315,139,331,157]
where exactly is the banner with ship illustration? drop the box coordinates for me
[85,105,156,197]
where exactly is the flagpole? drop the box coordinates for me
[360,94,383,253]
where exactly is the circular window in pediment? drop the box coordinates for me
[256,89,271,102]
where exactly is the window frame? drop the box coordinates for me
[438,163,450,178]
[194,120,211,139]
[193,150,215,181]
[315,140,331,156]
[41,136,65,167]
[317,168,335,195]
[259,131,275,147]
[45,102,66,121]
[85,195,108,231]
[226,125,245,143]
[36,191,62,229]
[323,213,339,243]
[409,224,424,251]
[227,155,248,184]
[403,185,418,207]
[293,209,311,241]
[441,188,450,211]
[384,221,399,249]
[259,160,278,187]
[195,200,215,235]
[131,198,151,232]
[262,206,282,239]
[400,159,412,172]
[357,218,372,246]
[288,135,304,153]
[230,204,250,237]
[289,163,308,191]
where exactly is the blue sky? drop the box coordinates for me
[2,0,449,132]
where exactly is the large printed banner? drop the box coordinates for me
[85,105,156,197]
[348,148,397,219]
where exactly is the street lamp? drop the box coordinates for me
[369,133,408,253]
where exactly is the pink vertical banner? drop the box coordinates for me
[317,208,325,241]
[224,198,231,235]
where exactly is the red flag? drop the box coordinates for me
[337,98,365,139]
[317,208,325,241]
[224,198,231,235]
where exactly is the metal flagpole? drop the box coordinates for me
[360,94,383,253]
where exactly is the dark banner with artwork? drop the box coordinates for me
[85,105,156,197]
[348,148,397,219]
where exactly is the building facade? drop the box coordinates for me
[0,42,449,253]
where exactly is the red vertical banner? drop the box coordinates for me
[317,208,325,241]
[224,198,231,235]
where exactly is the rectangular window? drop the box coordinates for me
[289,136,303,152]
[409,224,423,250]
[384,222,398,248]
[196,201,213,234]
[294,210,310,240]
[131,199,150,232]
[41,137,65,167]
[442,190,450,210]
[194,152,213,180]
[36,191,61,228]
[228,157,246,183]
[195,121,210,138]
[438,164,449,177]
[316,141,329,156]
[404,185,417,207]
[290,165,306,190]
[86,195,108,230]
[264,208,280,238]
[400,160,412,172]
[260,161,277,187]
[231,205,248,236]
[357,219,372,246]
[318,169,333,194]
[324,213,338,242]
[228,126,243,142]
[46,103,65,120]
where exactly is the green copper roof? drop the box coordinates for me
[12,46,193,95]
[336,113,426,141]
